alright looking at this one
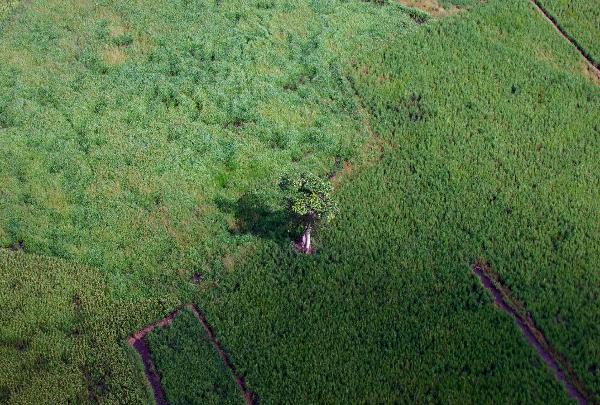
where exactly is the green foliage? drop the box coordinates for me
[0,1,20,24]
[0,250,182,404]
[0,0,400,274]
[537,0,600,65]
[0,0,599,403]
[280,172,337,227]
[146,309,242,405]
[197,0,599,402]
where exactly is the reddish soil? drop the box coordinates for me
[128,307,183,405]
[472,261,595,404]
[131,337,169,405]
[128,304,256,405]
[529,0,600,82]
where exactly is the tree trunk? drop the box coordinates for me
[302,225,312,254]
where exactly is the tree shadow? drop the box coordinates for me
[216,192,291,243]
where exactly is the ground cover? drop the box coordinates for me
[536,0,600,66]
[0,0,21,22]
[194,0,600,401]
[472,261,590,402]
[0,0,598,403]
[145,308,244,405]
[396,0,481,17]
[0,249,182,404]
[0,0,412,279]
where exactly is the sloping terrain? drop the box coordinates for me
[0,0,598,403]
[536,0,600,66]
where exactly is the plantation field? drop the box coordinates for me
[537,0,600,65]
[0,0,599,403]
[0,250,186,403]
[146,308,242,405]
[195,0,600,401]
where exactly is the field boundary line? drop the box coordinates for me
[127,307,183,405]
[529,0,600,82]
[472,260,596,404]
[127,304,256,405]
[186,304,256,405]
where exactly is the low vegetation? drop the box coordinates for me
[0,250,183,403]
[197,0,600,401]
[0,0,598,403]
[0,0,409,275]
[146,309,242,405]
[0,1,20,22]
[537,0,600,65]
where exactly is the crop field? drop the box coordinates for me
[145,308,243,405]
[536,0,600,65]
[0,0,599,404]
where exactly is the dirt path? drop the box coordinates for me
[529,0,600,82]
[472,261,595,404]
[128,304,256,405]
[128,307,184,405]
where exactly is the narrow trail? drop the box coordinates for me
[529,0,600,82]
[472,261,595,404]
[127,308,182,405]
[127,304,256,405]
[131,338,169,405]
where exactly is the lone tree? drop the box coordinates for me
[279,172,338,254]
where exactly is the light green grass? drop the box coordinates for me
[0,0,21,22]
[0,0,413,276]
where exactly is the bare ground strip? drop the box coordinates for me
[128,304,256,405]
[472,260,596,404]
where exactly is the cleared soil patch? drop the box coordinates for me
[128,305,255,405]
[396,0,461,17]
[530,0,600,82]
[472,261,595,404]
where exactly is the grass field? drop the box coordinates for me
[194,0,600,401]
[537,0,600,65]
[0,0,412,276]
[0,0,598,403]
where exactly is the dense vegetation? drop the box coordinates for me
[0,0,410,276]
[0,0,598,403]
[0,1,20,22]
[0,250,185,403]
[146,309,242,405]
[194,0,600,401]
[537,0,600,65]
